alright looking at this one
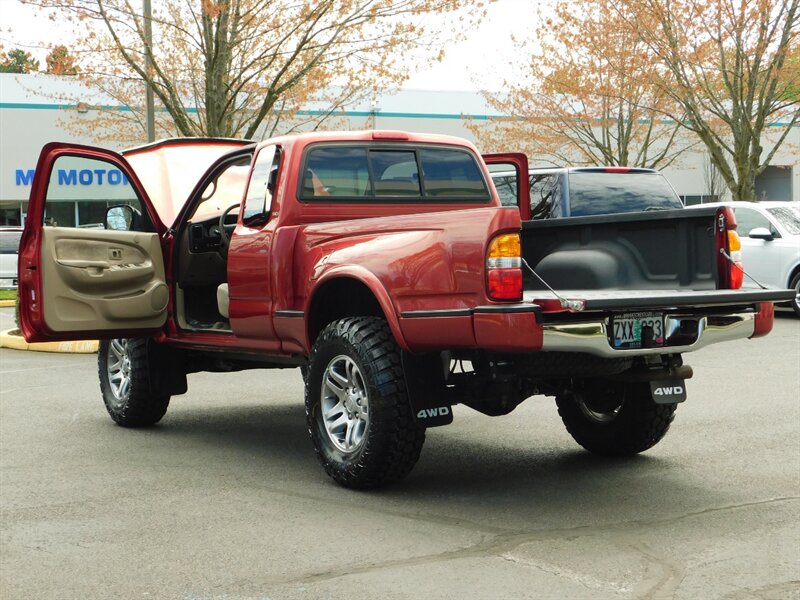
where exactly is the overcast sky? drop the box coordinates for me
[1,0,543,92]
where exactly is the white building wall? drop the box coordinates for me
[1,73,797,225]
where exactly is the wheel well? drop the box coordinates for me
[789,264,800,287]
[307,278,385,343]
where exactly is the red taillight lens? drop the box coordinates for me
[727,229,744,288]
[487,233,522,301]
[730,263,744,288]
[488,268,523,300]
[715,207,743,289]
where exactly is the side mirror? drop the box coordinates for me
[748,227,774,241]
[106,205,135,231]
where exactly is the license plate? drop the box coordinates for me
[611,312,665,349]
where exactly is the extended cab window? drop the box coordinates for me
[492,174,519,207]
[301,145,489,201]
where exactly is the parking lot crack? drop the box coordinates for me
[253,496,800,589]
[498,551,633,594]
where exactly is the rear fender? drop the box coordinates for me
[306,265,408,351]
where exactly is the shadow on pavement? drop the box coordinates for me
[115,400,725,524]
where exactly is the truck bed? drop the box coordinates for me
[521,207,721,292]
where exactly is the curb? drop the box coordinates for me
[0,329,99,354]
[0,300,16,307]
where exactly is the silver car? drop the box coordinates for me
[0,227,23,289]
[689,202,800,315]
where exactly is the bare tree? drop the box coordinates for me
[613,0,800,200]
[23,0,480,141]
[470,0,690,168]
[703,153,727,202]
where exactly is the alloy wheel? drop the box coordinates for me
[320,355,370,453]
[107,339,131,408]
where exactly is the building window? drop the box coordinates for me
[0,201,23,226]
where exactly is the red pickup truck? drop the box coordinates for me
[18,131,793,488]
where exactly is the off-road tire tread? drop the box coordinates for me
[98,338,170,427]
[556,384,676,456]
[305,317,425,489]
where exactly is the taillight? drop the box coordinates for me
[715,207,744,289]
[487,233,522,301]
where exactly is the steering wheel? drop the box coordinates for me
[218,203,241,257]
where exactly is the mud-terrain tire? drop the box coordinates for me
[305,317,426,489]
[98,338,171,427]
[556,381,676,456]
[790,271,800,317]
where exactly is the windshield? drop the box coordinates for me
[767,205,800,235]
[568,172,683,216]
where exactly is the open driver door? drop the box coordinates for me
[18,142,169,342]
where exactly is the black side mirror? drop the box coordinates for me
[105,205,141,231]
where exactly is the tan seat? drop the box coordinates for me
[216,283,229,318]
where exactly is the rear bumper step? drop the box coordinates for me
[542,312,755,357]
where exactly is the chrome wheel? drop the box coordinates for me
[320,354,370,453]
[107,339,131,408]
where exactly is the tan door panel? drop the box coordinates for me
[41,227,168,332]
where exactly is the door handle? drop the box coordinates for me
[58,259,111,269]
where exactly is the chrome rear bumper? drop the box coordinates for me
[541,312,755,357]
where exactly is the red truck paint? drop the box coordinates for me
[17,131,795,489]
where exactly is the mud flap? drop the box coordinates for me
[650,380,687,403]
[401,350,453,427]
[148,340,188,397]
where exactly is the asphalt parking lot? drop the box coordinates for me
[1,307,798,600]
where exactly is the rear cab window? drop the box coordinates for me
[300,144,490,202]
[567,171,684,216]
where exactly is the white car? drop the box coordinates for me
[0,227,23,289]
[689,202,800,315]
